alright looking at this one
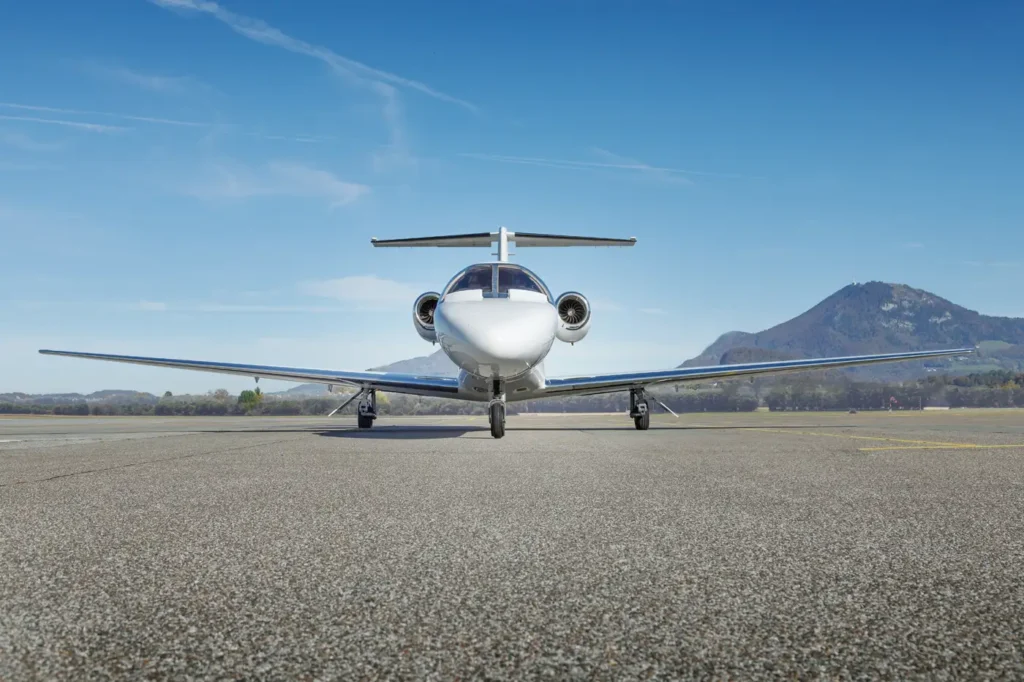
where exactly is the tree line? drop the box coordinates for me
[3,369,1024,416]
[761,370,1024,411]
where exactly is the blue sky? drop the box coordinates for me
[2,0,1022,393]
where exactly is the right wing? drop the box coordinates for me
[541,347,975,398]
[38,350,461,398]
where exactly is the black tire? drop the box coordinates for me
[633,410,650,431]
[357,413,374,429]
[489,403,505,439]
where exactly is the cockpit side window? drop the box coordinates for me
[447,265,493,294]
[497,266,544,294]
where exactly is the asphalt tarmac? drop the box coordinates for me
[2,411,1023,679]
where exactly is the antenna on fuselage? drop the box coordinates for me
[370,227,636,263]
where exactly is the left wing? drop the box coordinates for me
[541,348,974,398]
[38,350,460,398]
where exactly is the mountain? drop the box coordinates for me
[369,349,459,376]
[682,281,1024,379]
[0,390,158,405]
[274,349,458,396]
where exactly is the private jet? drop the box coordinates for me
[40,228,974,438]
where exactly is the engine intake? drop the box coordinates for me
[555,292,591,344]
[413,292,440,343]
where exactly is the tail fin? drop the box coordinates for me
[371,227,635,261]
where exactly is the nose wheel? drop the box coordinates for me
[489,380,506,439]
[489,402,506,438]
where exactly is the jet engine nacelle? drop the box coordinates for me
[555,292,591,344]
[413,292,440,343]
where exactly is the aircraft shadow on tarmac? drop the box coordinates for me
[316,426,486,439]
[308,423,836,439]
[200,423,842,440]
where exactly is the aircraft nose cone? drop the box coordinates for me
[436,300,556,377]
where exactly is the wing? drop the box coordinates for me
[38,350,460,398]
[540,348,974,398]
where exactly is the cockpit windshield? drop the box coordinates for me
[447,265,492,294]
[497,266,544,294]
[444,263,551,299]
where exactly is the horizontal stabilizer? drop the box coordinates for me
[371,233,493,248]
[371,229,635,248]
[511,232,636,247]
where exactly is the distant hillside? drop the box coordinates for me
[274,349,459,396]
[682,282,1024,380]
[0,390,158,405]
[369,349,459,376]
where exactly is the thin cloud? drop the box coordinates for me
[193,304,347,313]
[590,147,691,185]
[369,82,417,173]
[587,297,622,313]
[186,159,370,208]
[0,131,63,152]
[299,275,421,306]
[965,260,1021,269]
[1,102,204,127]
[0,103,329,142]
[0,114,128,133]
[149,0,477,113]
[12,300,351,314]
[79,62,206,95]
[460,151,750,182]
[903,242,925,249]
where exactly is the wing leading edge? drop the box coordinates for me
[541,348,975,398]
[38,350,460,398]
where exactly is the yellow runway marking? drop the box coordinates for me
[858,444,1024,452]
[751,428,965,447]
[751,427,1024,452]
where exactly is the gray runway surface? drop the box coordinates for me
[2,411,1023,679]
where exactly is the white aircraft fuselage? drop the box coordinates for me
[420,258,581,401]
[436,293,556,380]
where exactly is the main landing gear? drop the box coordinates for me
[489,379,506,439]
[327,386,376,429]
[630,387,650,431]
[357,389,377,430]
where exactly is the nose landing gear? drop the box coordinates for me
[489,401,506,438]
[489,379,506,439]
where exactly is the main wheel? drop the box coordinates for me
[357,413,374,429]
[489,403,505,439]
[633,409,650,431]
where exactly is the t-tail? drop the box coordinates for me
[370,226,636,262]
